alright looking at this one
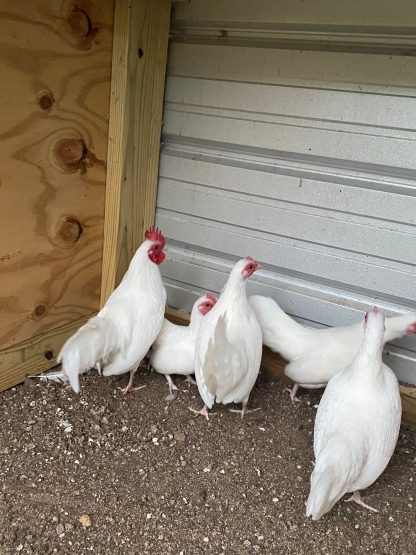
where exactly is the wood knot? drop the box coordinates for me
[67,5,98,49]
[53,138,86,173]
[37,89,55,111]
[44,350,54,360]
[59,217,83,243]
[33,303,48,320]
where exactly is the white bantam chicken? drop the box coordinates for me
[249,295,416,402]
[149,294,217,400]
[306,307,402,520]
[58,226,167,394]
[191,257,263,420]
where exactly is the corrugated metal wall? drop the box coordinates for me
[155,0,416,384]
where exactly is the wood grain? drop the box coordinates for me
[100,0,172,304]
[0,313,93,391]
[0,0,114,351]
[166,306,416,425]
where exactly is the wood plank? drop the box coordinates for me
[165,307,416,425]
[0,0,114,350]
[0,314,93,391]
[100,0,172,304]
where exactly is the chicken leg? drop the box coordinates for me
[229,400,261,419]
[284,383,301,405]
[345,491,379,513]
[165,375,181,401]
[118,370,146,395]
[188,404,212,421]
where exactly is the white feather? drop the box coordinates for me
[58,238,166,393]
[28,370,69,384]
[195,259,262,409]
[150,295,214,377]
[249,295,416,389]
[306,309,402,520]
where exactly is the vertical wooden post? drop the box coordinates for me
[101,0,172,304]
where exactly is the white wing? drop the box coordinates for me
[195,308,262,407]
[150,321,196,376]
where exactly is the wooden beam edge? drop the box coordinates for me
[0,314,93,392]
[100,0,131,305]
[165,307,416,426]
[100,0,172,306]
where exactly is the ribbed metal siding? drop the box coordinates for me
[156,0,416,384]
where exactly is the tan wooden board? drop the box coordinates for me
[165,307,416,425]
[0,0,114,351]
[100,0,172,304]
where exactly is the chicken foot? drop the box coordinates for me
[345,491,379,513]
[188,404,213,421]
[284,383,301,405]
[118,370,146,395]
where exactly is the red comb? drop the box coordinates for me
[145,226,165,247]
[206,294,217,304]
[245,256,254,261]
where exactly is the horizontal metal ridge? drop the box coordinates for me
[160,242,416,313]
[170,22,416,55]
[160,138,416,194]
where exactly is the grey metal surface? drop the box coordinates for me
[156,0,416,384]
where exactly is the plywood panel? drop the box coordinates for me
[0,1,114,350]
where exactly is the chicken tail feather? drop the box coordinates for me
[57,317,117,393]
[306,465,346,521]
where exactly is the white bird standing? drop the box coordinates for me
[58,226,167,394]
[249,295,416,403]
[149,294,217,400]
[191,257,263,420]
[306,307,402,521]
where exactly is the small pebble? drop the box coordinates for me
[79,514,92,528]
[174,431,186,442]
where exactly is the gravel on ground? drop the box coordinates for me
[0,369,415,554]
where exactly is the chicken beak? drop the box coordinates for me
[256,263,263,270]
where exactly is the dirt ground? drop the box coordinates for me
[0,369,415,555]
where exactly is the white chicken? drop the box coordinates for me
[149,294,217,400]
[58,226,167,394]
[306,307,402,520]
[191,257,263,419]
[249,295,416,402]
